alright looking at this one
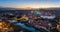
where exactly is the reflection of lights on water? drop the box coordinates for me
[20,31,24,32]
[9,20,17,23]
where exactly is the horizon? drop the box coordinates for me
[1,6,60,9]
[0,0,60,8]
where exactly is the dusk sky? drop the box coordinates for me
[0,0,60,8]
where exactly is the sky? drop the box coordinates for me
[0,0,60,8]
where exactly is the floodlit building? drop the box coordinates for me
[18,15,29,21]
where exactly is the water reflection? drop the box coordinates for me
[10,20,41,32]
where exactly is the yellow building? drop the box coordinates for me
[18,15,29,21]
[0,22,14,32]
[57,18,60,31]
[57,22,60,30]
